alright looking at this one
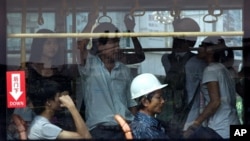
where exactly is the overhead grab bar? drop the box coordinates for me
[92,0,100,18]
[8,31,244,38]
[170,8,181,20]
[170,0,181,20]
[203,0,223,23]
[98,2,112,23]
[37,7,44,25]
[88,0,99,29]
[60,0,70,17]
[21,0,27,69]
[203,5,218,23]
[130,0,145,17]
[64,0,70,16]
[211,0,223,17]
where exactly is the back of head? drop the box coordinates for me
[29,29,55,63]
[173,18,200,32]
[130,73,167,99]
[201,36,226,46]
[29,80,63,114]
[172,18,200,48]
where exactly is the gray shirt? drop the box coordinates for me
[28,116,62,140]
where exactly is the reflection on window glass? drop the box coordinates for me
[5,2,244,140]
[7,12,55,67]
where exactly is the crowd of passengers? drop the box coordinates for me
[7,11,243,140]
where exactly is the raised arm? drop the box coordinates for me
[77,11,99,65]
[118,14,145,64]
[57,94,92,139]
[81,11,98,36]
[183,81,221,138]
[194,81,221,125]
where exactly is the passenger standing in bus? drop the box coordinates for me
[13,29,77,132]
[77,12,145,65]
[157,18,207,139]
[27,79,91,140]
[200,36,244,124]
[76,12,142,139]
[183,37,240,139]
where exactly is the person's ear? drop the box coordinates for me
[46,101,51,107]
[141,97,150,107]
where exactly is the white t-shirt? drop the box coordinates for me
[201,63,240,138]
[28,115,62,140]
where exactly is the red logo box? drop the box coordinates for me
[6,71,26,108]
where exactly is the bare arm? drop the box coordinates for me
[81,11,98,38]
[183,81,221,138]
[194,81,221,126]
[77,11,99,66]
[118,14,145,64]
[57,94,92,139]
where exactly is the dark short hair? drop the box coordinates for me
[173,18,200,32]
[29,79,63,115]
[201,36,226,46]
[172,18,200,47]
[136,92,155,110]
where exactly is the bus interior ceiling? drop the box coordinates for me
[7,0,243,12]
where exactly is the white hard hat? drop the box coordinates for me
[130,73,168,99]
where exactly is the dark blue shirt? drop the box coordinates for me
[130,112,169,139]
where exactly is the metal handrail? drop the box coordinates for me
[8,31,244,38]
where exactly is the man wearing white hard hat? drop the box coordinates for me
[129,73,169,139]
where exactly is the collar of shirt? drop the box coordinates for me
[97,56,121,70]
[175,52,187,57]
[135,112,160,127]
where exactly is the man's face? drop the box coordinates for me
[147,89,165,115]
[172,37,195,53]
[49,92,62,112]
[97,38,120,60]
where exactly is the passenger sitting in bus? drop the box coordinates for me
[27,79,91,140]
[13,28,77,131]
[129,73,169,139]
